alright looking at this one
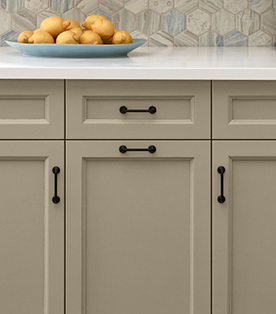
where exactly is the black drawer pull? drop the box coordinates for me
[119,106,157,114]
[217,166,226,204]
[52,166,60,204]
[119,145,156,154]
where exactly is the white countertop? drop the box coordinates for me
[1,46,276,80]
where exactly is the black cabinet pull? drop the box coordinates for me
[119,145,156,154]
[52,166,60,204]
[217,166,226,203]
[119,106,157,114]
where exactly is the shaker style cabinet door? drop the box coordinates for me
[0,141,64,314]
[66,141,210,314]
[213,81,276,139]
[213,141,276,314]
[0,80,64,139]
[66,80,210,139]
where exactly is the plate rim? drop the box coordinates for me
[5,38,146,48]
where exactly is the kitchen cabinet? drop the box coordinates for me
[0,141,64,314]
[1,77,276,314]
[66,141,210,314]
[213,141,276,314]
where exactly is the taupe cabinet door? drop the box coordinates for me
[213,81,276,139]
[0,141,64,314]
[67,141,210,314]
[66,80,210,139]
[0,80,64,139]
[213,141,276,314]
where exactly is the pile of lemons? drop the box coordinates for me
[17,15,132,45]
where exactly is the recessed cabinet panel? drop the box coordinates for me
[0,80,64,139]
[66,80,210,139]
[213,142,276,314]
[213,81,276,139]
[66,141,210,314]
[0,141,64,314]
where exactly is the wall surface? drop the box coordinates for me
[0,0,275,47]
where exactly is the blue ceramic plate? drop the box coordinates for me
[5,39,146,58]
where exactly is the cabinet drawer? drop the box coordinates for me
[213,81,276,139]
[66,80,210,139]
[0,80,64,139]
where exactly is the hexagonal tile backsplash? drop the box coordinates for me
[0,0,275,46]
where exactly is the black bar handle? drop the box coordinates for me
[52,166,60,204]
[119,106,157,114]
[119,145,156,154]
[217,166,226,203]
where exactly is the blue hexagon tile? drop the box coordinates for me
[161,9,186,36]
[1,0,24,14]
[224,30,247,46]
[50,0,74,14]
[1,30,19,46]
[2,0,276,46]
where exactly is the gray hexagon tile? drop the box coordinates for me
[249,0,272,14]
[25,0,48,14]
[174,30,198,46]
[212,8,235,35]
[130,29,148,45]
[187,8,211,36]
[149,30,173,46]
[261,8,276,35]
[175,0,198,14]
[125,0,148,14]
[89,9,111,20]
[1,30,19,45]
[137,9,160,36]
[12,8,37,33]
[236,9,260,36]
[0,8,11,33]
[37,8,61,27]
[149,0,173,14]
[76,0,98,15]
[62,7,85,23]
[224,0,247,13]
[199,30,223,45]
[161,9,186,35]
[224,30,247,46]
[50,0,74,14]
[248,29,272,45]
[199,0,223,14]
[99,0,124,14]
[112,9,136,32]
[1,0,24,13]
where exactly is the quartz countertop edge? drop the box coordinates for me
[1,46,276,80]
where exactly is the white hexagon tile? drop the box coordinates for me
[1,0,276,46]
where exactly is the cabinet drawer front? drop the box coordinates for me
[67,141,210,314]
[66,80,210,139]
[0,80,64,139]
[213,81,276,139]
